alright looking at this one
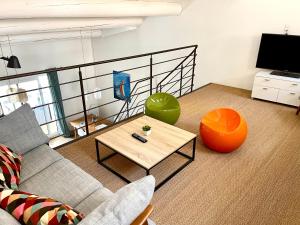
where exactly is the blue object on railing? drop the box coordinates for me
[113,71,131,102]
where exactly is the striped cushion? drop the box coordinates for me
[0,144,22,190]
[0,188,84,225]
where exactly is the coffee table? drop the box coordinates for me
[95,115,197,191]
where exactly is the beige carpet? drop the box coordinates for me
[58,84,300,225]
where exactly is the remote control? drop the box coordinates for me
[132,133,147,143]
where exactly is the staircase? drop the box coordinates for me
[114,46,197,123]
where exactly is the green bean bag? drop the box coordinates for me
[145,93,181,125]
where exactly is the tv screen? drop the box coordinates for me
[256,33,300,73]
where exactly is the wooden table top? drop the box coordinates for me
[95,115,197,169]
[70,114,96,128]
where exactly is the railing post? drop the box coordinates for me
[179,64,184,96]
[150,55,153,95]
[48,104,53,121]
[191,48,197,92]
[0,102,4,118]
[126,101,129,118]
[156,85,160,93]
[78,67,89,136]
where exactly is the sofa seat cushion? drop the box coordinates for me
[20,144,63,183]
[0,188,84,225]
[78,175,155,225]
[0,208,20,225]
[19,159,102,207]
[0,144,22,190]
[0,104,49,155]
[75,187,113,215]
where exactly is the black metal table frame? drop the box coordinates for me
[95,137,197,191]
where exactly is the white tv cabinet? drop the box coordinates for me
[252,71,300,107]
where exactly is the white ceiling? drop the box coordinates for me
[0,0,193,43]
[136,0,193,7]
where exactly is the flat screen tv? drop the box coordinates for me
[256,33,300,74]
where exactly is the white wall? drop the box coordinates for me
[0,38,100,121]
[1,0,300,127]
[91,37,195,121]
[92,0,300,90]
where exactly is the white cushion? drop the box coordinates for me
[0,209,20,225]
[76,187,113,215]
[78,175,155,225]
[147,219,156,225]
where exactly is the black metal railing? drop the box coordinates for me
[0,45,198,148]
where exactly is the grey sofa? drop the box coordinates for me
[0,104,155,225]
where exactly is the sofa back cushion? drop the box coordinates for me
[0,104,49,155]
[0,144,22,190]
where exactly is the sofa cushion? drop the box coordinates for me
[0,104,49,155]
[78,175,155,225]
[0,144,22,190]
[0,188,83,225]
[20,144,63,183]
[0,208,20,225]
[76,187,113,215]
[19,159,102,207]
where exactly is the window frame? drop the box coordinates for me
[0,75,60,138]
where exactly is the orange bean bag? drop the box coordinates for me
[200,108,247,153]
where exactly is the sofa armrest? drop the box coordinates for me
[131,205,153,225]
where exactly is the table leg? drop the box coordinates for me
[154,138,197,191]
[74,128,78,139]
[192,137,197,161]
[297,105,300,115]
[95,140,132,184]
[95,138,197,191]
[95,139,101,163]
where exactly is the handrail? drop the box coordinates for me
[0,45,197,81]
[116,46,197,123]
[156,57,194,93]
[164,68,193,93]
[0,45,198,148]
[156,46,197,92]
[113,77,149,123]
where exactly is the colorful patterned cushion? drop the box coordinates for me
[0,144,22,190]
[0,188,84,225]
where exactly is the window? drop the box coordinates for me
[0,84,21,115]
[0,75,60,138]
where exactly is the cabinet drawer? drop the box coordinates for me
[277,90,300,106]
[279,80,300,92]
[254,76,282,89]
[251,86,279,102]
